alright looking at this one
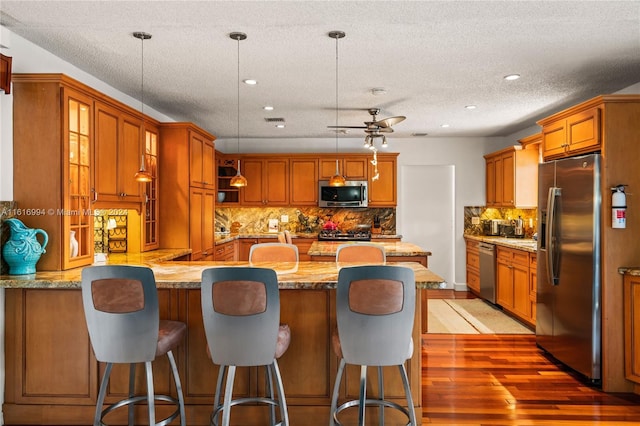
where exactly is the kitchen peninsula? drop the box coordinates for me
[1,255,443,425]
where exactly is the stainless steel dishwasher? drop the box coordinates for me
[478,242,496,304]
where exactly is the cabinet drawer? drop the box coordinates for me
[529,253,537,269]
[467,252,480,270]
[512,250,529,267]
[497,247,512,263]
[467,270,480,292]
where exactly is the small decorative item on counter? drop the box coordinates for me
[2,218,48,275]
[230,221,242,233]
[217,192,226,203]
[70,230,79,257]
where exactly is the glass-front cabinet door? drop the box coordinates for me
[142,126,159,251]
[63,89,94,269]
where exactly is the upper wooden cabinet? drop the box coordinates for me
[93,101,144,206]
[319,156,368,180]
[539,106,600,160]
[484,146,538,208]
[190,131,216,189]
[240,158,289,206]
[290,158,318,206]
[368,153,398,207]
[11,74,160,270]
[141,126,160,251]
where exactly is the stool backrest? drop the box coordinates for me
[249,243,298,263]
[336,265,415,366]
[283,230,293,244]
[277,232,286,243]
[336,243,386,264]
[201,267,280,366]
[81,265,159,363]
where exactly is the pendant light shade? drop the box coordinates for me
[329,31,346,187]
[229,32,248,188]
[230,159,248,187]
[133,31,153,183]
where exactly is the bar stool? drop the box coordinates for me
[283,230,293,244]
[201,267,291,426]
[336,242,386,264]
[81,265,186,426]
[249,242,299,263]
[330,265,416,426]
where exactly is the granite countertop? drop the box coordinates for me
[464,234,538,253]
[0,260,445,290]
[307,241,431,257]
[618,267,640,276]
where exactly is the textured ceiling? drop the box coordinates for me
[1,1,639,142]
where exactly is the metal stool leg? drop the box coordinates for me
[128,363,136,426]
[95,363,113,426]
[212,365,227,426]
[221,365,237,426]
[377,366,384,426]
[358,365,367,426]
[145,361,156,425]
[272,360,289,426]
[399,364,417,425]
[330,359,346,426]
[266,364,276,425]
[167,350,186,426]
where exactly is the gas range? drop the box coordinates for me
[317,229,372,241]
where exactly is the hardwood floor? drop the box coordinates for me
[421,291,640,425]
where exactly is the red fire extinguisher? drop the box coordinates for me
[612,185,627,229]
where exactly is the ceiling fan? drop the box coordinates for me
[327,108,406,148]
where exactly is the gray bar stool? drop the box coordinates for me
[201,267,291,426]
[336,242,386,264]
[81,265,186,426]
[330,265,417,426]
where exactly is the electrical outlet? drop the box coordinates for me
[471,216,480,225]
[281,215,289,223]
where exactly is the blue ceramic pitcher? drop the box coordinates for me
[2,218,48,275]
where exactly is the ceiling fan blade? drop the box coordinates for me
[327,125,368,129]
[374,115,406,128]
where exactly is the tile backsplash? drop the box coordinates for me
[215,207,396,235]
[464,206,537,238]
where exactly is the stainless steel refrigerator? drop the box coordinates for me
[537,153,601,382]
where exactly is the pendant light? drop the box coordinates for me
[229,32,248,188]
[133,31,153,183]
[328,31,346,187]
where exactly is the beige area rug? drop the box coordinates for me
[427,299,534,334]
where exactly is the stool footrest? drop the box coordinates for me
[332,398,413,426]
[100,394,181,426]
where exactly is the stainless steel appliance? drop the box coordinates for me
[318,229,371,241]
[481,219,501,236]
[478,242,496,303]
[318,180,368,208]
[537,153,601,382]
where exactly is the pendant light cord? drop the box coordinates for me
[335,33,339,156]
[237,36,240,154]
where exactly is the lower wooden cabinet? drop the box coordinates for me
[213,240,237,261]
[465,239,480,294]
[624,272,640,385]
[496,246,535,326]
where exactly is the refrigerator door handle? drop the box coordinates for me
[546,186,560,285]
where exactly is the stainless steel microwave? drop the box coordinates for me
[318,180,368,208]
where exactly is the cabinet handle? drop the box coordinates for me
[92,188,98,202]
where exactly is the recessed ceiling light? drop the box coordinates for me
[243,79,257,85]
[275,124,285,128]
[371,88,387,96]
[263,106,274,111]
[441,124,450,128]
[411,132,429,137]
[465,105,477,110]
[503,74,521,81]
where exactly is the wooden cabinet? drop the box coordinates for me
[319,156,368,180]
[214,240,237,261]
[290,158,318,205]
[93,101,144,206]
[624,272,640,385]
[465,239,480,294]
[13,76,95,270]
[216,154,241,205]
[190,131,216,190]
[496,246,535,326]
[141,127,160,251]
[529,253,537,326]
[159,122,217,259]
[240,158,289,206]
[368,153,397,207]
[484,146,538,208]
[291,237,314,261]
[540,106,600,160]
